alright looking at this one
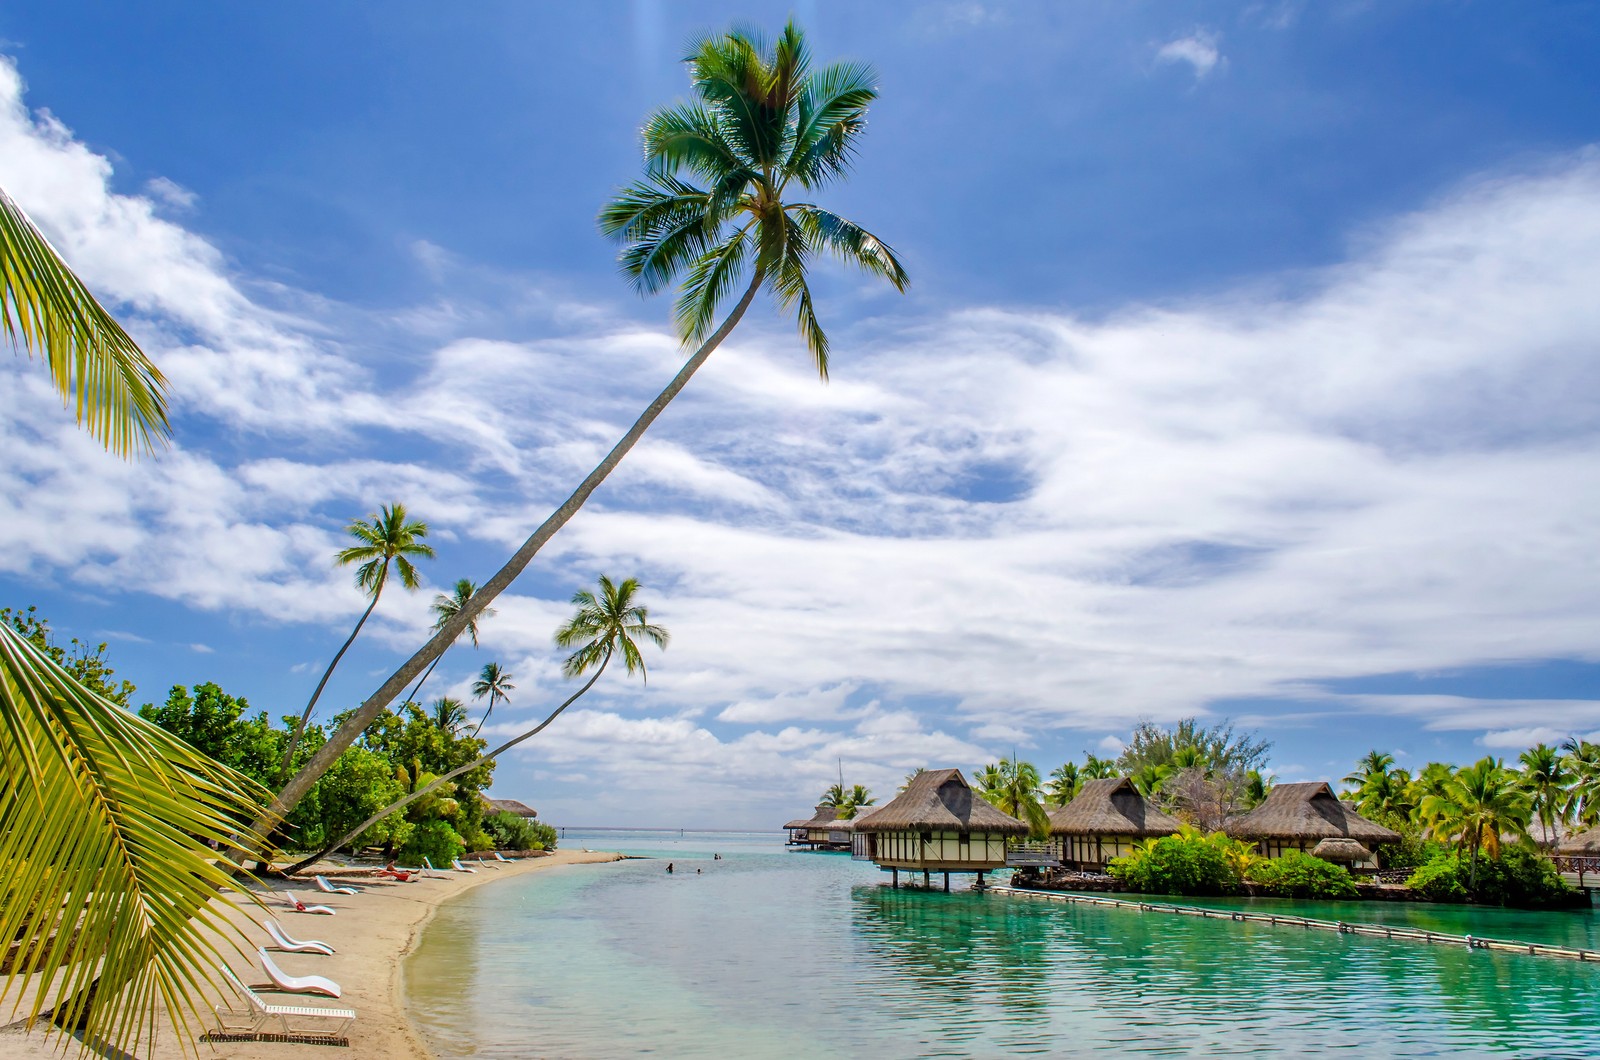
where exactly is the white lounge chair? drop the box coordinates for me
[314,874,360,895]
[265,919,334,956]
[492,851,520,864]
[214,965,355,1040]
[258,947,341,998]
[281,890,335,915]
[450,858,478,873]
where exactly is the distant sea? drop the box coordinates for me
[405,829,1600,1057]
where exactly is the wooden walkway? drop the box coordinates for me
[990,886,1600,964]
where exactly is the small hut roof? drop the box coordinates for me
[1558,824,1600,855]
[1047,778,1184,837]
[851,769,1029,835]
[784,804,848,831]
[1225,782,1399,843]
[483,797,538,818]
[1311,837,1373,863]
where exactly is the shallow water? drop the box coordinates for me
[406,831,1600,1057]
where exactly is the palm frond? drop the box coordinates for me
[785,61,877,189]
[0,187,170,458]
[792,206,909,291]
[643,104,756,183]
[0,621,273,1055]
[598,177,714,242]
[673,224,754,346]
[688,32,778,168]
[769,221,828,377]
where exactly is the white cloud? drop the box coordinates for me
[1096,735,1127,754]
[7,53,1600,825]
[1156,31,1224,80]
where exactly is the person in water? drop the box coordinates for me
[666,862,674,873]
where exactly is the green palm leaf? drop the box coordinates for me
[1,186,169,457]
[0,621,271,1053]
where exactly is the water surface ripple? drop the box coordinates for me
[406,831,1599,1057]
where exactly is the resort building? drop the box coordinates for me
[1225,782,1398,868]
[1047,777,1185,870]
[784,804,852,850]
[850,768,1029,889]
[484,797,538,819]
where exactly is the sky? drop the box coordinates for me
[2,1,1599,829]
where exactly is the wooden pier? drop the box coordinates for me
[990,886,1600,965]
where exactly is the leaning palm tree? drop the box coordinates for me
[1560,738,1600,827]
[469,661,515,738]
[1342,749,1395,797]
[403,578,496,706]
[3,186,272,1054]
[1518,743,1569,847]
[278,502,434,778]
[262,20,907,840]
[285,575,669,872]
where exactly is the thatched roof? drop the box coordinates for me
[1047,778,1184,837]
[784,804,848,831]
[1225,782,1399,843]
[1311,837,1373,863]
[483,797,538,818]
[851,769,1029,835]
[1558,824,1600,855]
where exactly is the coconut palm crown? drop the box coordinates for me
[599,20,908,377]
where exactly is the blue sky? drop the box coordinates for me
[2,1,1599,828]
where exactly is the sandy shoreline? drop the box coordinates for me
[1,849,625,1059]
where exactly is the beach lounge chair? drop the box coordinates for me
[264,919,334,956]
[213,965,355,1042]
[281,890,336,915]
[258,947,342,998]
[450,858,478,873]
[314,874,360,895]
[492,851,520,864]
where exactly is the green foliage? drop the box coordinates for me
[1116,717,1271,777]
[312,745,411,852]
[3,605,136,707]
[1108,830,1241,896]
[1245,851,1358,899]
[484,811,542,850]
[138,683,283,783]
[1369,810,1447,870]
[400,818,466,865]
[975,757,1051,839]
[1405,848,1576,908]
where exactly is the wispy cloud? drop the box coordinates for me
[1156,30,1224,80]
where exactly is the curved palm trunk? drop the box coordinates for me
[276,586,382,783]
[257,273,765,846]
[403,655,442,708]
[283,658,609,873]
[469,691,498,740]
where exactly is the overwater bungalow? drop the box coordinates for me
[850,768,1029,890]
[1225,782,1398,868]
[1047,777,1185,870]
[784,804,852,851]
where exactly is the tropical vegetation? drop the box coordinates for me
[259,20,909,844]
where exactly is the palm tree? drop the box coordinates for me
[3,186,270,1053]
[843,784,876,818]
[469,661,515,739]
[1421,758,1532,891]
[976,757,1050,839]
[1342,749,1395,796]
[1561,738,1600,827]
[403,578,496,706]
[1080,754,1118,780]
[287,575,669,871]
[1045,761,1081,808]
[1518,743,1569,848]
[279,503,434,778]
[263,20,907,838]
[430,696,469,737]
[1129,763,1170,802]
[820,781,847,809]
[898,767,925,793]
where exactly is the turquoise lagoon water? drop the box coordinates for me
[406,830,1600,1057]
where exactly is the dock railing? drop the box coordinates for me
[991,886,1600,965]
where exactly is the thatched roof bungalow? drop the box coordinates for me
[851,769,1028,887]
[1048,777,1184,869]
[1557,824,1600,856]
[483,797,538,819]
[1225,782,1398,867]
[784,804,852,850]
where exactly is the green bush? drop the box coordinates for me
[1109,831,1240,896]
[483,812,559,851]
[1405,848,1575,908]
[399,819,466,865]
[1369,811,1447,870]
[1246,851,1358,899]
